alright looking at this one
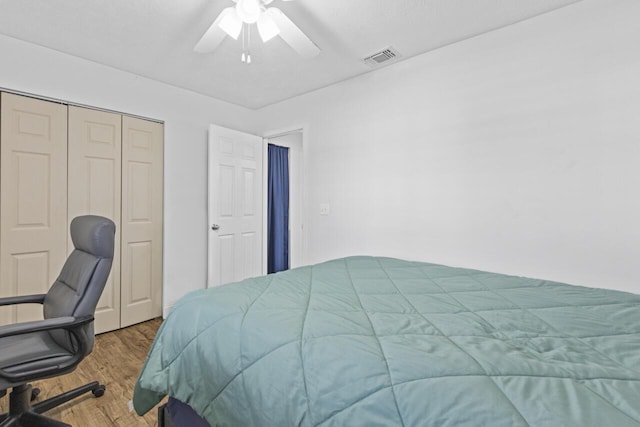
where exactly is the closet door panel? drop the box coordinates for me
[0,93,68,325]
[121,116,163,327]
[68,106,122,334]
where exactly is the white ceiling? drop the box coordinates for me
[0,0,582,109]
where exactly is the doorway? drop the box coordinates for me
[267,144,289,273]
[263,130,304,272]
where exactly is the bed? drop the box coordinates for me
[133,256,640,426]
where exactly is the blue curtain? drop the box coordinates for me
[268,144,289,274]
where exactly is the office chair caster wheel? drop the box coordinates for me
[31,387,40,401]
[92,385,106,398]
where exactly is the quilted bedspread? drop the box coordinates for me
[133,256,640,426]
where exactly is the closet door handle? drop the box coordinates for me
[211,224,220,231]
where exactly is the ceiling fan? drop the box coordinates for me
[194,0,320,62]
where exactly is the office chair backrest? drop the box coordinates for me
[43,215,115,355]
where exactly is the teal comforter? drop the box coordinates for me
[133,256,640,426]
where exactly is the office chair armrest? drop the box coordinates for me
[0,315,94,340]
[0,294,46,307]
[0,315,94,383]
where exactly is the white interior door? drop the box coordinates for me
[208,124,263,288]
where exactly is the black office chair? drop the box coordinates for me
[0,215,115,427]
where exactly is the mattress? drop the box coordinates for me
[134,256,640,426]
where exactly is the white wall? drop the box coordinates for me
[2,0,637,308]
[255,0,640,293]
[0,34,259,314]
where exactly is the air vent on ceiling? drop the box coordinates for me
[362,47,401,67]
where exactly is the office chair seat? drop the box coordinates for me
[0,332,73,379]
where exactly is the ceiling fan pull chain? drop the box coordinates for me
[241,23,246,62]
[247,25,252,64]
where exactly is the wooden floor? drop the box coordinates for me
[0,318,165,426]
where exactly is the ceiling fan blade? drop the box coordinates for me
[267,8,320,58]
[257,12,279,42]
[194,7,237,53]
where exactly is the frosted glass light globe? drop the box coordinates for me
[236,0,261,24]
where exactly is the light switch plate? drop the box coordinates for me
[320,203,330,216]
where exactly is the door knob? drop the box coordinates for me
[211,224,220,231]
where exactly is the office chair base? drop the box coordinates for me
[0,382,106,427]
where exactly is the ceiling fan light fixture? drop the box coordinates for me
[257,13,280,42]
[218,8,242,39]
[235,0,261,24]
[194,0,321,61]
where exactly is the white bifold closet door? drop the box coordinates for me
[1,92,163,332]
[120,116,163,328]
[68,106,122,334]
[68,110,163,331]
[0,93,68,325]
